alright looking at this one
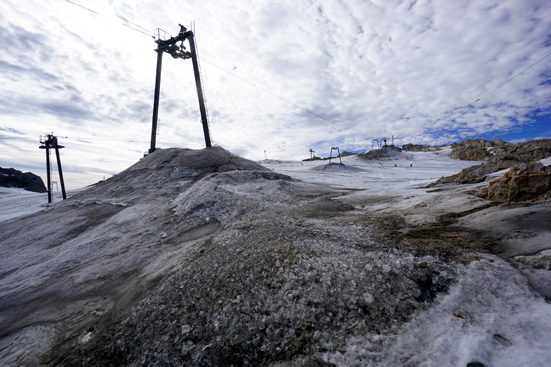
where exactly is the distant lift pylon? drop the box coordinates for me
[39,134,67,203]
[149,24,212,154]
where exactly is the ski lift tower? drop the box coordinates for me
[149,24,212,154]
[328,147,342,164]
[39,134,67,203]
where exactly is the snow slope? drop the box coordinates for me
[0,187,47,222]
[1,147,550,366]
[264,149,551,366]
[262,147,481,192]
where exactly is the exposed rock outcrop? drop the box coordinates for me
[302,156,322,161]
[430,163,501,185]
[339,150,357,157]
[402,144,442,152]
[0,167,47,193]
[430,139,551,186]
[475,162,551,203]
[508,139,551,161]
[358,147,409,161]
[449,138,513,161]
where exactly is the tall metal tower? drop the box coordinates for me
[39,134,67,203]
[149,24,212,154]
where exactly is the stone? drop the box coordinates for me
[0,167,47,193]
[475,162,551,203]
[430,139,551,186]
[449,138,513,161]
[493,334,512,347]
[509,139,551,161]
[466,362,486,367]
[357,147,408,161]
[402,144,441,152]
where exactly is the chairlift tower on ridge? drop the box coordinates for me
[39,134,67,203]
[149,24,212,154]
[328,147,342,164]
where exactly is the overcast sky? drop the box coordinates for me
[1,0,550,189]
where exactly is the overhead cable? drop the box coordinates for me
[475,49,551,103]
[200,57,335,124]
[64,0,153,38]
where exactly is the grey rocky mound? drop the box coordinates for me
[0,167,47,193]
[402,143,442,152]
[430,139,551,186]
[449,138,513,161]
[475,161,551,203]
[357,147,412,161]
[0,146,461,366]
[311,162,364,172]
[126,146,265,172]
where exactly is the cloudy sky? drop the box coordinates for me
[1,0,550,189]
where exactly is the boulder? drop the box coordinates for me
[475,162,551,203]
[339,150,358,157]
[449,138,513,161]
[0,167,47,193]
[357,147,410,161]
[402,144,441,152]
[450,145,489,161]
[429,164,501,185]
[508,139,551,161]
[430,139,551,186]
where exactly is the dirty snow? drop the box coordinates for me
[264,148,551,366]
[0,187,48,222]
[261,147,482,193]
[1,146,550,366]
[321,254,551,367]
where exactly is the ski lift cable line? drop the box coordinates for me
[431,48,551,128]
[199,56,335,125]
[64,136,150,143]
[0,135,149,144]
[64,0,153,38]
[113,13,151,34]
[0,131,158,149]
[397,48,551,129]
[64,0,98,15]
[474,49,551,103]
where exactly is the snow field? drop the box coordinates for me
[1,146,551,366]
